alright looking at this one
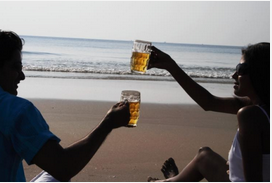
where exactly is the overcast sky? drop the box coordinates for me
[0,1,270,46]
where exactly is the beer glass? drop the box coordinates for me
[130,40,152,74]
[120,90,141,127]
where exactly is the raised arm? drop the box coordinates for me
[32,101,130,181]
[149,46,250,114]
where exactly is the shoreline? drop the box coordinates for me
[18,77,235,104]
[24,71,234,84]
[23,99,237,182]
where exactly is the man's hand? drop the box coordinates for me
[102,100,130,129]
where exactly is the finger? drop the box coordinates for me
[148,57,154,70]
[148,58,159,69]
[124,99,129,105]
[150,48,159,59]
[123,100,130,109]
[113,103,119,107]
[151,51,158,59]
[148,51,159,69]
[151,46,158,52]
[113,102,123,108]
[147,62,153,69]
[148,61,158,69]
[118,100,129,108]
[151,46,162,53]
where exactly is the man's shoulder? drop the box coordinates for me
[0,93,38,131]
[0,92,34,114]
[3,94,32,105]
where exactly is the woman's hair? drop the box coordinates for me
[0,30,24,67]
[242,42,270,107]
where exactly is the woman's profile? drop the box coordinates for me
[147,42,270,182]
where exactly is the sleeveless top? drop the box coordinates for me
[228,105,270,182]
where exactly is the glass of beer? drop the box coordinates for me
[130,40,152,74]
[120,90,141,127]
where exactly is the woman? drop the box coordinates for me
[147,43,270,182]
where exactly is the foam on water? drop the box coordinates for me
[21,35,242,83]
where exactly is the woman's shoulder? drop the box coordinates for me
[237,105,269,129]
[238,105,269,117]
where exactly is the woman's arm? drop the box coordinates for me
[149,46,250,114]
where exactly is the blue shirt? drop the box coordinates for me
[0,87,60,181]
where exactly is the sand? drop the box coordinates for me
[17,77,238,181]
[23,99,237,182]
[18,77,234,104]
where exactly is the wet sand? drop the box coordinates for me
[23,99,237,182]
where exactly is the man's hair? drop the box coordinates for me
[0,30,24,67]
[242,42,270,107]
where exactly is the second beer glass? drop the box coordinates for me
[120,90,141,127]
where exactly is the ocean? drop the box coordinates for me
[21,35,243,83]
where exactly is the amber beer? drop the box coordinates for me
[131,52,150,73]
[131,40,152,74]
[128,101,140,127]
[120,90,141,127]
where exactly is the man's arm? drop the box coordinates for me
[32,101,130,181]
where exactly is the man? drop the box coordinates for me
[0,30,130,181]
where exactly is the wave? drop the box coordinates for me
[23,67,234,85]
[23,51,60,56]
[23,64,234,79]
[23,70,233,84]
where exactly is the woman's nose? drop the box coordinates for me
[232,72,238,80]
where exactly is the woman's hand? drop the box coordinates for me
[148,46,178,72]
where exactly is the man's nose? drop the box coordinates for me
[20,71,25,81]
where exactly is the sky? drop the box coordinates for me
[0,1,270,46]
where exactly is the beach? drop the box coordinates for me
[19,77,238,182]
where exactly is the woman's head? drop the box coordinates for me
[242,42,270,106]
[0,30,24,68]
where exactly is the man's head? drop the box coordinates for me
[0,30,25,95]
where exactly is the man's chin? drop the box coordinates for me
[10,90,18,96]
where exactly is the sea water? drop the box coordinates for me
[21,35,243,83]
